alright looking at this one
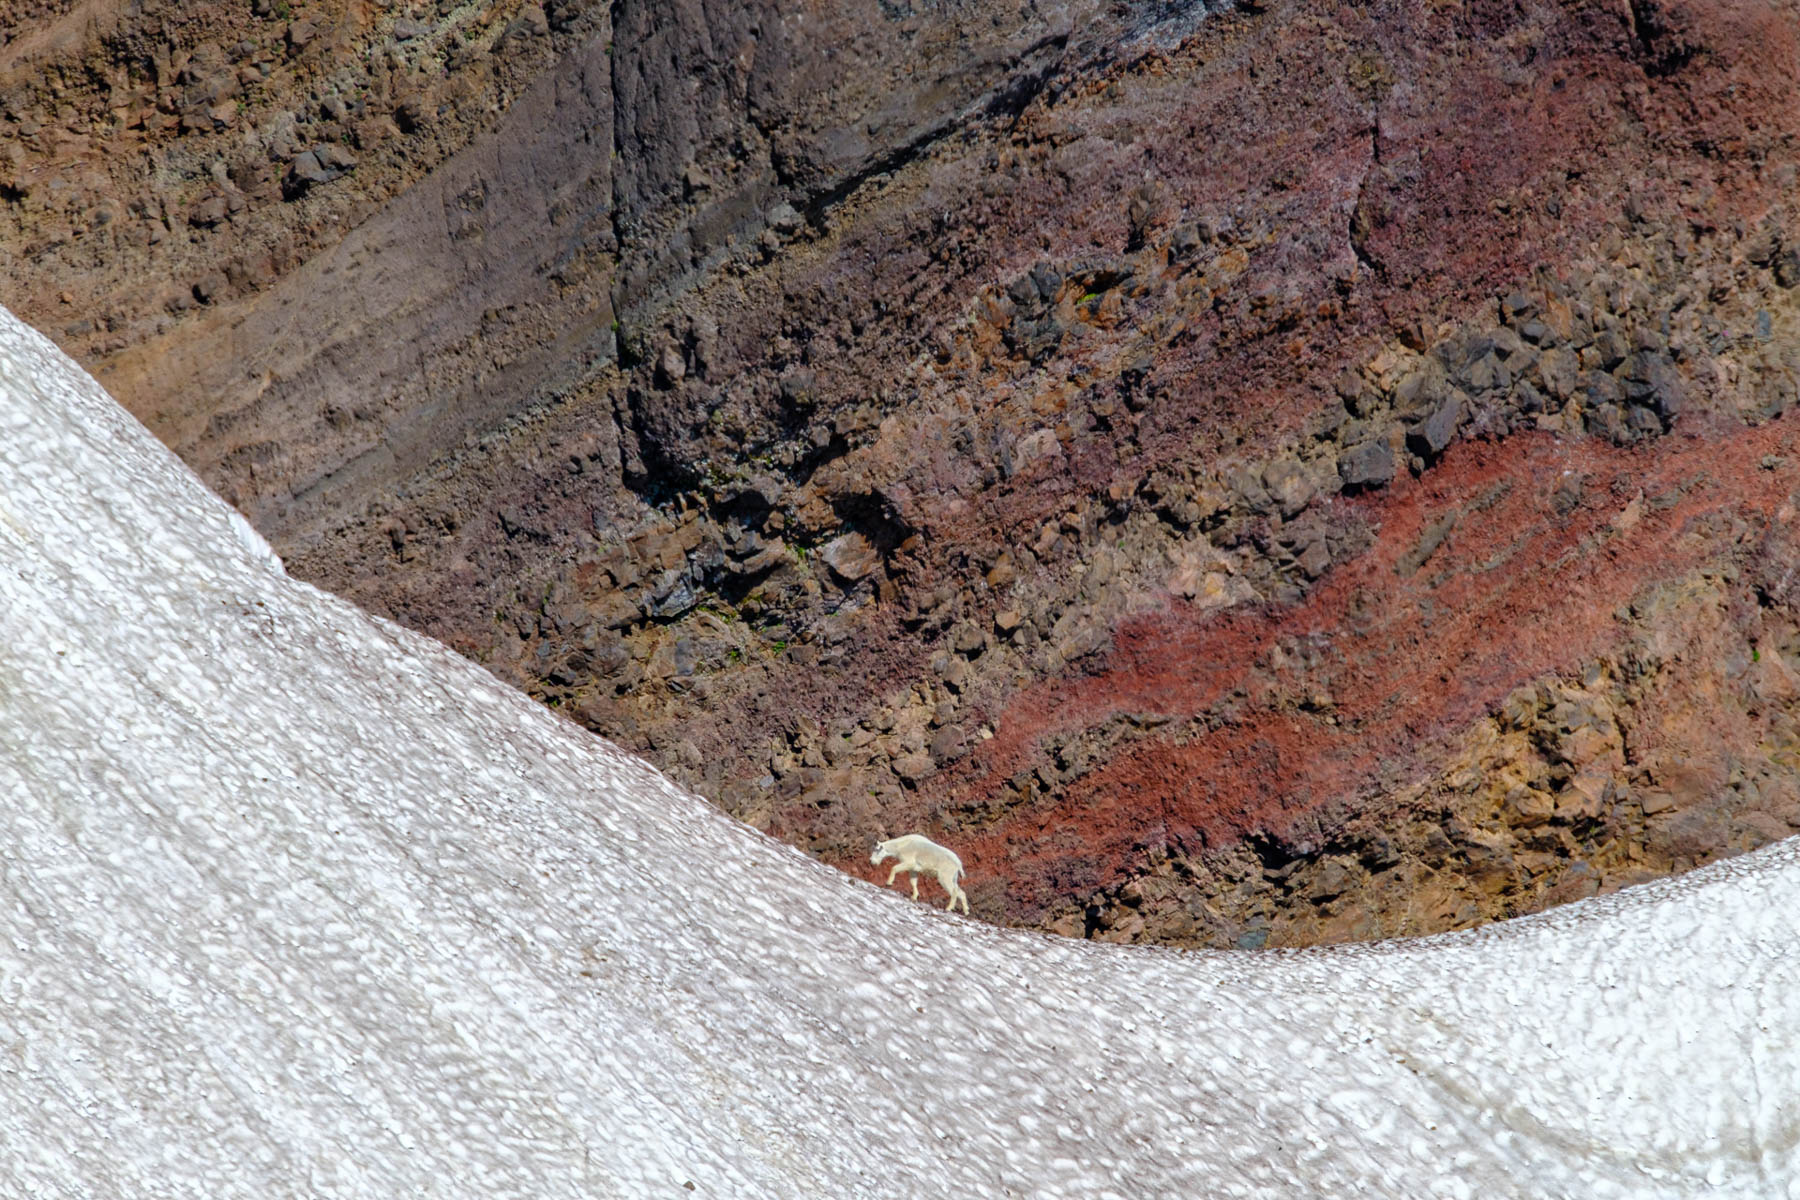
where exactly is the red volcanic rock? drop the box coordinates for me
[942,417,1800,918]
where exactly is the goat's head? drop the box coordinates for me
[870,840,893,865]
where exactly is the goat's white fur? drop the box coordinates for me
[871,834,969,913]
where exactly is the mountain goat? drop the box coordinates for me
[871,834,969,914]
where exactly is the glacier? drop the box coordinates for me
[0,303,1797,1198]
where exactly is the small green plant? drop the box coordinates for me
[273,0,291,18]
[770,639,789,655]
[1753,647,1762,662]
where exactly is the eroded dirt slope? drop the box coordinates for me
[4,0,1799,946]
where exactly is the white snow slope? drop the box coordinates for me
[1,305,1797,1200]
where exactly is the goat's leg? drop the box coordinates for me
[887,864,901,886]
[938,870,968,913]
[910,873,920,901]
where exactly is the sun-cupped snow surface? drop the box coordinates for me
[0,307,1796,1200]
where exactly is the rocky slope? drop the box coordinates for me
[4,0,1799,947]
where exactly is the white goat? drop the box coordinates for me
[871,834,969,914]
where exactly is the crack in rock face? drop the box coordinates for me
[4,0,1800,947]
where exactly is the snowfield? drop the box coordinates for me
[1,305,1797,1198]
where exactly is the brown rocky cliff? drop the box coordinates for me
[4,0,1799,947]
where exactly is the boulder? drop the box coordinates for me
[891,753,935,784]
[284,149,349,198]
[1338,439,1395,489]
[1261,457,1315,518]
[1393,359,1448,418]
[820,532,880,584]
[1534,348,1578,401]
[1619,351,1683,422]
[1592,326,1630,370]
[1406,393,1463,458]
[315,143,358,172]
[767,202,804,235]
[1454,350,1510,395]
